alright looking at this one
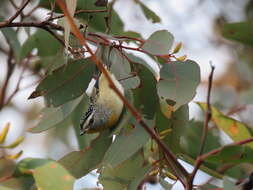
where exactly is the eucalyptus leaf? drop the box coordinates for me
[28,95,85,133]
[133,64,159,120]
[157,60,200,110]
[103,119,150,168]
[29,58,95,107]
[59,131,112,178]
[20,29,62,60]
[32,160,75,190]
[223,21,253,47]
[99,152,150,190]
[136,1,161,23]
[142,30,174,55]
[198,102,253,148]
[156,104,189,153]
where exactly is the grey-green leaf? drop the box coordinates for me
[59,131,112,178]
[103,120,150,168]
[28,58,95,107]
[157,60,200,110]
[142,30,174,55]
[137,1,161,23]
[29,95,85,133]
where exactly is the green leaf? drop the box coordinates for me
[109,49,140,90]
[14,158,52,176]
[157,60,200,110]
[142,30,174,55]
[29,58,95,107]
[20,29,62,60]
[223,21,253,47]
[103,119,150,168]
[133,63,159,120]
[28,95,85,133]
[197,102,253,148]
[181,120,220,157]
[32,161,75,190]
[78,8,124,35]
[136,1,161,23]
[99,152,150,190]
[40,49,67,73]
[156,104,189,153]
[59,131,112,178]
[96,46,140,90]
[0,28,21,61]
[0,177,34,190]
[127,54,158,78]
[207,145,253,164]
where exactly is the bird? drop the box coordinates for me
[80,67,124,134]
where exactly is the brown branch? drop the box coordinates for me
[7,0,31,24]
[4,58,28,106]
[0,20,169,62]
[189,64,215,187]
[47,9,108,21]
[189,137,253,189]
[113,35,144,43]
[0,49,14,110]
[56,0,190,186]
[198,64,215,156]
[0,21,76,55]
[194,137,253,173]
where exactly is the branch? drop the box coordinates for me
[0,49,14,110]
[56,0,190,186]
[0,21,76,55]
[193,137,253,175]
[7,0,31,24]
[189,136,253,188]
[47,9,108,21]
[4,58,28,106]
[198,63,215,156]
[189,64,215,186]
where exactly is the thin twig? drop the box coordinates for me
[0,20,170,62]
[0,49,14,110]
[4,57,28,106]
[7,0,31,24]
[9,0,18,9]
[190,132,253,188]
[195,136,253,170]
[189,64,215,187]
[198,64,215,156]
[56,0,190,186]
[0,21,75,55]
[25,5,39,17]
[47,9,108,21]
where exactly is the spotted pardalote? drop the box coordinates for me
[80,67,124,134]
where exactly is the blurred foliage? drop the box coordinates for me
[0,0,253,189]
